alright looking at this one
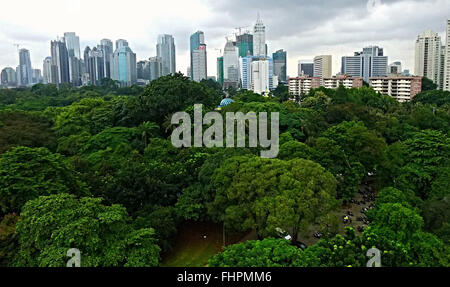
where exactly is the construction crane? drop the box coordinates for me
[13,43,20,51]
[234,26,251,36]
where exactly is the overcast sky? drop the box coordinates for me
[0,0,449,78]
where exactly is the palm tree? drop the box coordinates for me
[139,121,159,148]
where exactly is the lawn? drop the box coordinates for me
[161,221,248,267]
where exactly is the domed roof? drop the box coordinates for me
[219,98,234,107]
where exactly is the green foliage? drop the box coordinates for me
[14,193,160,267]
[412,90,450,106]
[421,77,438,91]
[0,111,57,154]
[209,156,338,239]
[0,146,87,214]
[0,214,19,267]
[208,238,303,267]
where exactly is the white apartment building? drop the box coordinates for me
[323,75,363,89]
[370,76,422,102]
[288,76,321,97]
[444,20,450,91]
[415,30,443,89]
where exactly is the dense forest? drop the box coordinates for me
[0,74,449,267]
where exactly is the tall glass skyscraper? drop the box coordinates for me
[112,41,137,87]
[50,40,70,85]
[273,49,287,82]
[190,31,207,82]
[253,14,266,57]
[157,34,176,76]
[18,49,33,86]
[98,39,114,79]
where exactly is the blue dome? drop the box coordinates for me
[219,98,234,107]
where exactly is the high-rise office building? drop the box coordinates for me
[251,59,270,95]
[341,46,388,82]
[223,39,239,89]
[388,61,402,75]
[253,13,266,57]
[192,44,207,82]
[298,60,314,77]
[217,56,224,85]
[149,56,162,81]
[112,41,137,87]
[64,32,81,86]
[190,31,207,82]
[137,60,150,81]
[86,47,105,85]
[17,48,33,86]
[98,39,114,79]
[1,67,17,86]
[314,55,332,80]
[236,33,253,58]
[239,56,253,90]
[190,31,206,81]
[42,57,52,84]
[273,49,287,82]
[415,30,443,89]
[443,20,450,91]
[157,34,176,76]
[116,39,129,50]
[50,40,70,85]
[63,32,81,59]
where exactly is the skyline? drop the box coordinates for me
[0,0,449,78]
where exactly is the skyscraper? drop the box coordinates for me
[50,40,70,85]
[217,56,224,85]
[314,55,332,80]
[443,20,450,91]
[98,39,114,79]
[64,32,82,86]
[388,61,402,75]
[116,39,129,50]
[273,49,287,82]
[223,39,239,89]
[236,33,253,57]
[63,32,81,59]
[239,56,253,90]
[87,47,105,85]
[157,34,176,76]
[192,44,207,82]
[149,56,162,81]
[1,67,17,86]
[298,60,314,77]
[251,59,270,95]
[342,46,387,82]
[42,57,52,84]
[415,30,443,88]
[137,60,150,81]
[253,13,266,57]
[190,31,207,82]
[112,41,137,87]
[18,49,33,86]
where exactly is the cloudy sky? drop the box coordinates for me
[0,0,449,78]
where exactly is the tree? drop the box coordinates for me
[209,156,338,240]
[395,129,450,199]
[14,193,160,267]
[0,213,19,267]
[0,146,86,214]
[128,73,222,127]
[208,238,303,267]
[0,111,57,154]
[421,77,438,91]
